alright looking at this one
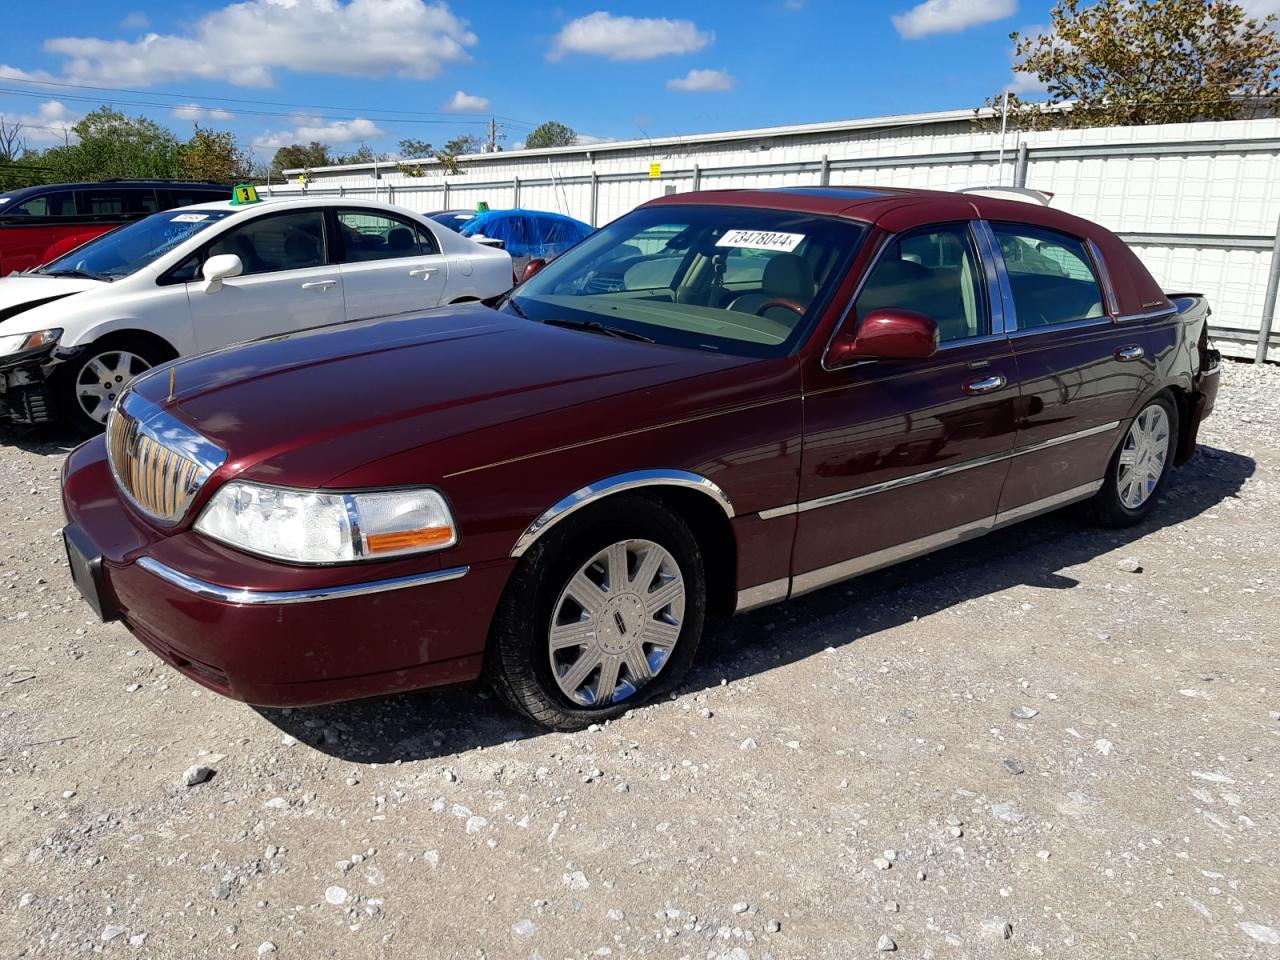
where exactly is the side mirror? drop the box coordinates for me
[827,308,939,366]
[202,253,243,294]
[520,258,548,283]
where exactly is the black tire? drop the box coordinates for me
[1092,393,1179,528]
[54,338,167,435]
[486,495,706,730]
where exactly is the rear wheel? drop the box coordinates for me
[55,339,166,435]
[487,496,706,730]
[1093,394,1178,527]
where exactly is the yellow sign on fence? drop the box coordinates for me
[648,162,662,179]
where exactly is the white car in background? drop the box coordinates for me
[0,195,513,432]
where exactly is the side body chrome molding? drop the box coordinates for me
[510,469,735,559]
[735,479,1103,613]
[756,420,1120,521]
[137,556,469,605]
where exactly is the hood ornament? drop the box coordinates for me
[167,367,176,404]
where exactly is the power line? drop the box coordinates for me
[0,73,538,128]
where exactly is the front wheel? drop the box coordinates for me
[55,340,164,435]
[487,496,706,730]
[1092,394,1178,527]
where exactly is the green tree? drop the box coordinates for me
[525,120,577,149]
[397,137,434,158]
[992,0,1280,128]
[179,124,252,182]
[270,141,331,175]
[41,107,182,181]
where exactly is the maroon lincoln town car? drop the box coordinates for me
[60,186,1220,729]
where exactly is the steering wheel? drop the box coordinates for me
[756,297,806,317]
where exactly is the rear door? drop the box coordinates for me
[790,220,1020,596]
[988,221,1152,515]
[184,208,345,349]
[333,208,449,321]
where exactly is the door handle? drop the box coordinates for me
[1115,345,1145,362]
[301,280,336,291]
[409,267,439,278]
[964,374,1007,395]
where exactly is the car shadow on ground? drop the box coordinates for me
[258,445,1254,764]
[0,421,86,456]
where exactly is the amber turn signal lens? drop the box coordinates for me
[365,527,455,554]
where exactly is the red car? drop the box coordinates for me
[0,180,230,275]
[60,186,1220,730]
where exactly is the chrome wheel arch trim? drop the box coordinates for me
[510,469,735,559]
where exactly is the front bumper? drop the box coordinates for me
[0,343,62,423]
[60,437,514,706]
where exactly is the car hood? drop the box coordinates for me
[0,275,102,326]
[130,304,760,489]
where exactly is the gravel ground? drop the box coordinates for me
[2,360,1278,959]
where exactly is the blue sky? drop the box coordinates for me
[0,0,1262,160]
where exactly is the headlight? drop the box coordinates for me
[0,328,61,357]
[194,481,458,564]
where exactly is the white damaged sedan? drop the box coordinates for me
[0,194,513,432]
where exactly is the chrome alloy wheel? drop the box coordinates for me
[1117,404,1170,509]
[76,350,153,424]
[548,539,685,707]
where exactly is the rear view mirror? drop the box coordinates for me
[827,308,938,366]
[520,258,548,283]
[202,254,243,294]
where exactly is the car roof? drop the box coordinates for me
[642,185,1112,240]
[172,195,427,216]
[0,180,227,200]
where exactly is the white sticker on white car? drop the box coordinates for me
[715,229,804,253]
[171,213,210,222]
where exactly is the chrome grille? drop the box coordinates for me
[106,391,227,525]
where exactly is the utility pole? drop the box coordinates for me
[488,116,498,153]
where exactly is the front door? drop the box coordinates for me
[790,221,1021,596]
[187,208,345,350]
[334,208,449,322]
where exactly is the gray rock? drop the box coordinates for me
[767,919,781,932]
[739,738,758,750]
[257,942,277,956]
[873,857,891,870]
[1115,557,1143,573]
[211,883,231,900]
[512,918,538,937]
[129,934,148,946]
[732,901,749,914]
[1009,706,1039,720]
[877,933,897,951]
[324,885,348,905]
[1002,758,1025,775]
[981,919,1014,940]
[18,893,34,908]
[182,765,214,787]
[101,925,127,942]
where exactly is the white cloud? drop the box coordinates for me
[172,103,234,122]
[119,11,149,30]
[43,0,477,87]
[443,89,489,112]
[0,99,81,145]
[550,12,711,61]
[667,68,735,92]
[254,116,386,151]
[892,0,1017,39]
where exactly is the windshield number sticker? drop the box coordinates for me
[171,213,209,222]
[716,229,804,253]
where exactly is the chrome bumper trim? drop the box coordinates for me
[757,421,1120,520]
[135,557,469,605]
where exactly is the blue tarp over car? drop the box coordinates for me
[458,209,594,259]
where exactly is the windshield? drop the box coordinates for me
[507,204,866,357]
[35,209,234,280]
